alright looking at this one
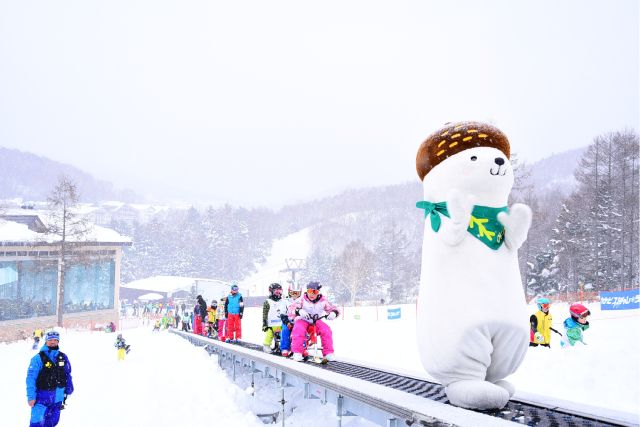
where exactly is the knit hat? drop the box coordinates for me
[416,121,511,181]
[45,331,60,341]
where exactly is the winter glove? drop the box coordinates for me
[534,332,544,343]
[61,394,68,410]
[298,309,311,321]
[262,324,269,332]
[327,312,337,321]
[287,322,293,330]
[239,313,243,319]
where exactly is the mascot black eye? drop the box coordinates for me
[470,156,477,161]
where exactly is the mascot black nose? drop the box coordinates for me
[494,157,505,166]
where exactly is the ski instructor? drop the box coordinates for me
[26,330,74,427]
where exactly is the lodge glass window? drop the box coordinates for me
[63,259,115,313]
[0,261,57,321]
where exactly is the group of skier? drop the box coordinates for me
[261,281,339,362]
[186,280,340,363]
[529,297,591,348]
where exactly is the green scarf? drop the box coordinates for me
[416,200,508,250]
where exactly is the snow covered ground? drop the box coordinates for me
[1,301,638,426]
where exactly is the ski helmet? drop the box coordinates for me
[536,297,550,311]
[288,282,302,298]
[211,300,218,309]
[117,334,123,339]
[268,283,283,300]
[230,283,239,293]
[569,303,590,319]
[306,281,321,291]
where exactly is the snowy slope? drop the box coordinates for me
[239,227,311,296]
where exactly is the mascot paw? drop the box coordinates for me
[498,203,532,250]
[445,380,510,410]
[446,190,474,225]
[493,380,516,398]
[442,190,474,246]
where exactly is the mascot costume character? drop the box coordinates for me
[415,121,532,410]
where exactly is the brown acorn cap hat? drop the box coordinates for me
[416,121,510,181]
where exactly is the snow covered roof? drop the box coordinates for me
[122,275,228,293]
[0,211,131,245]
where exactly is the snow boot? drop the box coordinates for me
[292,353,303,362]
[263,345,271,353]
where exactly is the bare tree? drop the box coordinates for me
[46,175,91,326]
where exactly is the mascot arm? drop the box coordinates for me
[441,190,473,246]
[497,203,532,250]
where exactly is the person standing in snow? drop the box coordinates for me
[225,284,244,342]
[563,303,591,346]
[193,295,208,336]
[114,333,131,360]
[207,302,218,338]
[529,297,559,348]
[32,328,44,351]
[262,283,286,353]
[288,281,340,362]
[217,297,227,341]
[26,330,74,427]
[279,283,302,357]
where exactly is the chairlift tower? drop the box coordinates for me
[280,258,306,287]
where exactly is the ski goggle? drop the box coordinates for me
[306,289,319,297]
[289,291,301,298]
[577,310,590,318]
[540,303,550,310]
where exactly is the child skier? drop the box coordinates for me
[288,281,340,362]
[279,283,302,357]
[207,301,218,338]
[217,297,227,342]
[32,328,44,350]
[563,303,591,346]
[114,334,130,360]
[529,297,559,348]
[262,283,286,353]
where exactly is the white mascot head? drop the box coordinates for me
[415,121,532,410]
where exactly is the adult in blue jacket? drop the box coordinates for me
[26,330,74,427]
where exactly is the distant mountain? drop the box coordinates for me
[0,147,140,202]
[527,147,587,196]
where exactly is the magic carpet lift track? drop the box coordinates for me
[171,330,635,427]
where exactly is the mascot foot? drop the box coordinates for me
[445,380,510,410]
[493,379,515,398]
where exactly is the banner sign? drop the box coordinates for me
[599,289,640,310]
[387,307,401,320]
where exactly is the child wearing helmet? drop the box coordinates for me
[114,333,131,360]
[287,281,340,362]
[529,297,554,348]
[217,297,228,342]
[563,303,591,346]
[262,283,286,353]
[207,301,218,338]
[279,283,302,357]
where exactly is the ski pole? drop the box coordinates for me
[550,327,563,337]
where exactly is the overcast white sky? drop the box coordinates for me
[0,0,638,208]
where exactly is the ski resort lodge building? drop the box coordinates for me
[0,212,131,341]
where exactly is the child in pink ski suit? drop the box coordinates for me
[287,281,340,361]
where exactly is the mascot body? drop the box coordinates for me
[415,122,532,410]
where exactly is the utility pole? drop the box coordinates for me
[280,258,306,287]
